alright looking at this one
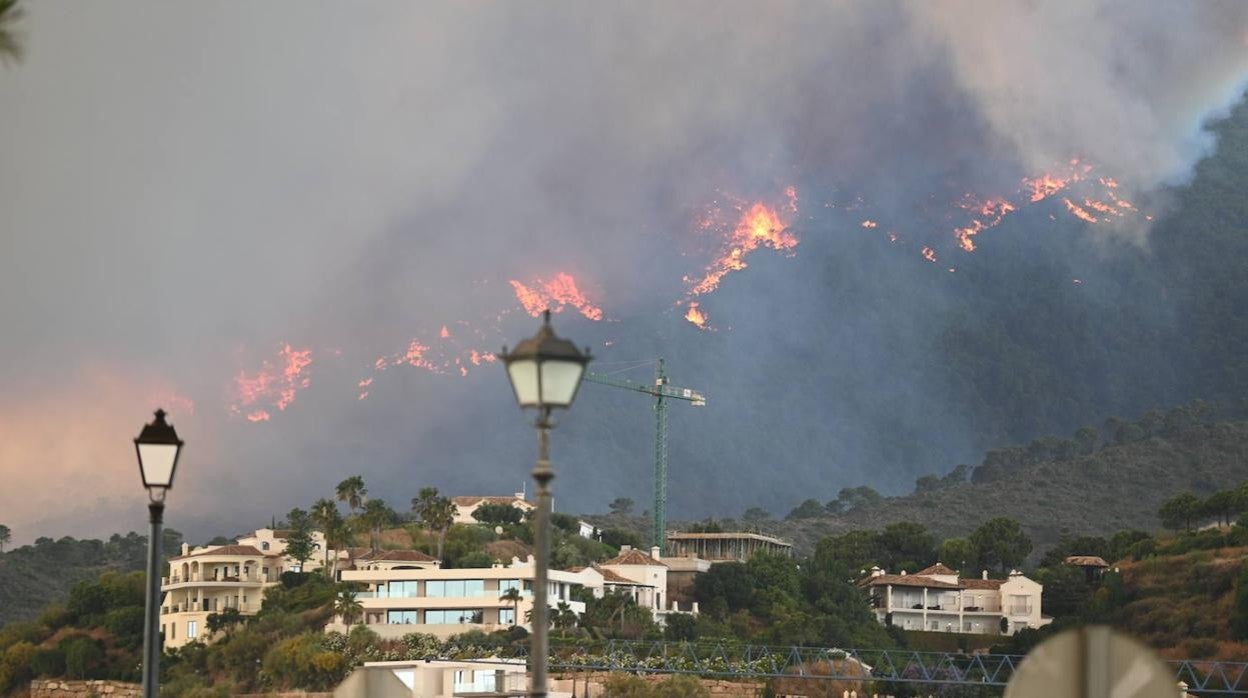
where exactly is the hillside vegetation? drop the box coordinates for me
[0,531,181,629]
[708,407,1248,554]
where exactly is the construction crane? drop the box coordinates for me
[583,358,706,553]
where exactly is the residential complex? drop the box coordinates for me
[330,555,594,639]
[159,528,329,649]
[860,563,1051,635]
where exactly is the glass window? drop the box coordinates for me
[499,579,520,593]
[499,608,515,625]
[387,610,418,624]
[427,581,444,597]
[464,580,484,597]
[187,621,198,638]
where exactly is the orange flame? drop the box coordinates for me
[231,343,313,422]
[509,272,604,321]
[685,194,798,298]
[684,302,708,329]
[1062,198,1098,223]
[921,246,937,263]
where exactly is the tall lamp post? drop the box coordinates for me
[500,310,591,698]
[134,409,184,698]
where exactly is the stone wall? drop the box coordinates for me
[29,680,142,698]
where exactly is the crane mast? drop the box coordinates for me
[583,358,705,552]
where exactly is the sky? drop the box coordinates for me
[2,2,1248,546]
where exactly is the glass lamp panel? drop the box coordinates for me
[507,359,540,406]
[138,442,179,487]
[538,359,585,407]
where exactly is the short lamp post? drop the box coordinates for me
[135,409,184,698]
[500,310,591,698]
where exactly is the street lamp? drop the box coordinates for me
[135,409,184,698]
[500,310,590,698]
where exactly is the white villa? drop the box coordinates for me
[451,494,536,525]
[330,544,700,638]
[860,563,1051,635]
[160,528,330,649]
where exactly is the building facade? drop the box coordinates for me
[861,564,1050,636]
[665,532,793,562]
[450,494,535,525]
[160,528,329,649]
[330,555,593,639]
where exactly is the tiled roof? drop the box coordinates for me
[602,549,667,567]
[358,550,439,563]
[863,574,961,590]
[916,563,959,576]
[960,578,1006,590]
[595,566,653,586]
[171,545,264,560]
[1065,555,1109,568]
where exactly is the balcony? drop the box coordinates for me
[1008,605,1032,616]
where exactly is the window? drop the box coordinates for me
[499,579,521,593]
[499,608,515,625]
[427,580,484,597]
[262,542,270,551]
[388,611,418,624]
[929,620,939,631]
[425,609,483,624]
[187,621,198,639]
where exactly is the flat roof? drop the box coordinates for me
[666,531,792,547]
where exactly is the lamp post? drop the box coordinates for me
[134,409,184,698]
[500,310,591,698]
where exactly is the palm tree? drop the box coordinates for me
[412,487,456,560]
[499,587,522,626]
[311,499,342,575]
[358,499,394,554]
[334,589,363,629]
[553,601,577,637]
[335,476,368,515]
[0,0,23,65]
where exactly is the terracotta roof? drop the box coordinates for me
[358,550,439,563]
[452,496,533,507]
[595,566,653,586]
[960,578,1006,590]
[171,545,264,560]
[864,574,961,590]
[602,549,667,567]
[1065,555,1109,568]
[916,563,959,576]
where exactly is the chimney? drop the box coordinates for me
[692,601,699,614]
[982,570,988,580]
[870,566,884,578]
[621,545,632,553]
[181,543,189,555]
[1009,569,1021,577]
[650,546,661,560]
[900,570,907,576]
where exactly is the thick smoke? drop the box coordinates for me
[1,2,1247,544]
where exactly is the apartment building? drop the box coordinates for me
[860,563,1050,636]
[159,528,329,649]
[665,531,793,562]
[330,555,594,639]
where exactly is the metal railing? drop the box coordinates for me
[438,640,1248,693]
